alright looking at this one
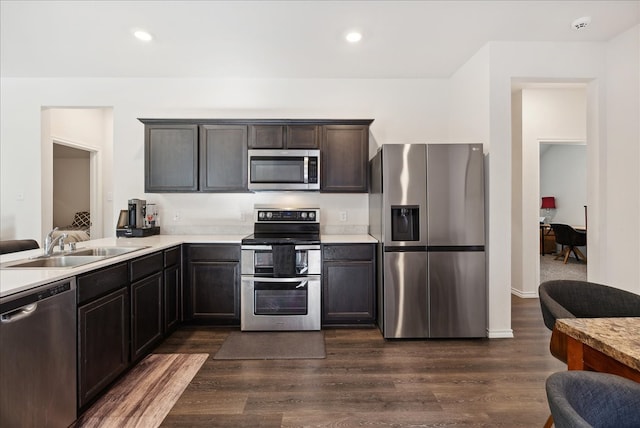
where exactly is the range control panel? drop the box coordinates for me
[255,208,320,223]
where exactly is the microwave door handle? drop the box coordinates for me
[304,156,309,184]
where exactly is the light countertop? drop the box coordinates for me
[0,234,377,298]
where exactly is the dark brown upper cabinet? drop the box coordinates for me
[249,124,320,149]
[140,119,372,193]
[145,124,199,192]
[248,125,284,149]
[199,125,248,192]
[321,124,370,193]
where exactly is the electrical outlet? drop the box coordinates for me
[339,211,348,222]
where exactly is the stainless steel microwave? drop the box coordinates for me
[248,149,320,191]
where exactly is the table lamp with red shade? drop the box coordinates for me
[541,196,556,224]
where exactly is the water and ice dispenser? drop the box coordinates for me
[391,206,420,241]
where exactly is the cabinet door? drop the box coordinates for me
[286,125,319,149]
[321,125,369,192]
[131,272,163,361]
[249,125,284,149]
[164,264,181,332]
[145,124,199,192]
[187,260,240,323]
[200,125,248,192]
[322,260,375,325]
[78,287,129,409]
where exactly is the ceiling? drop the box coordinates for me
[1,1,638,79]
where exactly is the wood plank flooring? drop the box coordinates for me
[156,296,564,427]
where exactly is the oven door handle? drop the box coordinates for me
[294,244,320,251]
[242,276,317,283]
[296,281,308,289]
[241,245,272,251]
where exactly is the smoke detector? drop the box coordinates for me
[571,16,591,30]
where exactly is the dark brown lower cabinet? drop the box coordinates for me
[322,244,376,326]
[130,272,163,362]
[78,287,129,409]
[164,264,181,332]
[184,244,240,324]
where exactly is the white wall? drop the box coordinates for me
[599,25,640,292]
[540,144,587,226]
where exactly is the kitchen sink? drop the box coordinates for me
[3,255,106,269]
[1,246,149,269]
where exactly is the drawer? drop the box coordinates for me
[323,244,374,261]
[130,252,163,282]
[164,246,181,267]
[77,262,128,304]
[187,244,240,261]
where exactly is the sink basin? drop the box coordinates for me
[1,246,150,269]
[3,255,106,269]
[67,246,148,257]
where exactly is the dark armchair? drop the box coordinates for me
[539,280,640,428]
[0,239,39,255]
[546,371,640,428]
[539,279,640,363]
[550,223,586,264]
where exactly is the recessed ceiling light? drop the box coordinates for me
[346,31,362,43]
[571,16,591,30]
[133,30,153,41]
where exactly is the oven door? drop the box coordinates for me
[241,244,321,276]
[248,149,319,191]
[241,276,321,331]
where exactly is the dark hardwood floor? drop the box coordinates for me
[156,296,564,427]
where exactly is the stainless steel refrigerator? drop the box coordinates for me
[369,143,486,338]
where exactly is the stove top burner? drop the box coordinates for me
[243,207,321,246]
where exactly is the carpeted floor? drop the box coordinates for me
[540,254,587,283]
[214,331,326,360]
[74,353,208,428]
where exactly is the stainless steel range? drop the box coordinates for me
[241,207,321,331]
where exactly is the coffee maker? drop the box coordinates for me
[116,198,160,237]
[128,198,146,229]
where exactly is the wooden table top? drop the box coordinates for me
[555,317,640,372]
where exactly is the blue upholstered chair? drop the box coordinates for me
[546,371,640,428]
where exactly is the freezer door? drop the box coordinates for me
[382,144,428,247]
[383,251,429,338]
[428,251,486,338]
[427,144,485,246]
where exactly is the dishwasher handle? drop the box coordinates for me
[1,303,37,323]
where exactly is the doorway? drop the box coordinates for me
[41,107,112,241]
[510,83,589,298]
[52,143,93,239]
[539,141,587,283]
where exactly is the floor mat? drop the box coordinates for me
[214,331,326,360]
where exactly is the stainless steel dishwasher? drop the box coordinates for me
[1,278,77,427]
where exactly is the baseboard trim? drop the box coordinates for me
[487,328,514,339]
[511,288,539,298]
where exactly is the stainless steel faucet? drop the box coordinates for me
[44,227,68,256]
